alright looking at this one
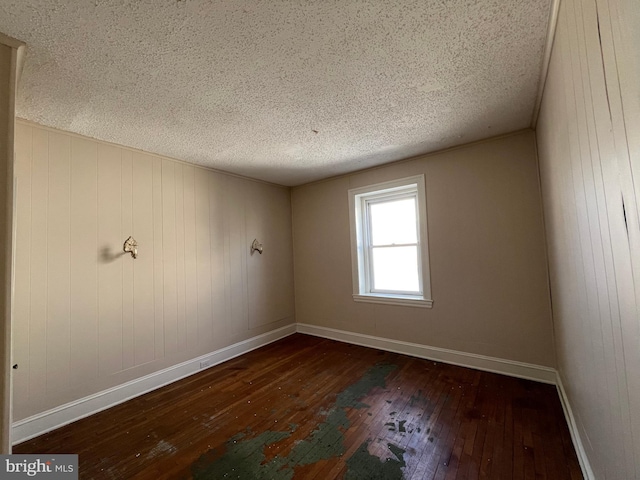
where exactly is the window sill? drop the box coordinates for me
[352,294,433,308]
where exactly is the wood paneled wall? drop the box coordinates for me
[536,0,640,477]
[12,122,295,421]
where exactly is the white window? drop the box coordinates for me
[348,175,433,308]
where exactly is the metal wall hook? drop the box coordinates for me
[123,236,138,259]
[251,239,263,255]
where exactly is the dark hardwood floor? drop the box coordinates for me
[15,334,582,479]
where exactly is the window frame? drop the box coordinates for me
[348,175,433,308]
[364,191,422,295]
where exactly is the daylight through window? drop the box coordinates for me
[349,175,433,308]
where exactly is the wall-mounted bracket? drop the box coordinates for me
[251,239,263,255]
[123,236,138,259]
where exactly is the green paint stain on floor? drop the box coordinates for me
[191,363,397,479]
[286,408,350,465]
[335,364,396,410]
[191,430,294,480]
[345,440,406,480]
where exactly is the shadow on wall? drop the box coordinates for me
[99,245,127,264]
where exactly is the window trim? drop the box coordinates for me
[348,175,433,308]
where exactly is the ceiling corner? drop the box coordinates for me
[531,0,561,129]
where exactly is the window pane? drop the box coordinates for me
[370,197,417,245]
[371,246,419,292]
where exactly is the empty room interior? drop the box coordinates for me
[0,0,638,478]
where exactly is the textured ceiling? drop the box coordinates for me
[0,0,551,186]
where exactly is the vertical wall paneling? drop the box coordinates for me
[174,165,187,352]
[27,127,48,413]
[152,158,164,361]
[224,176,248,336]
[121,150,134,370]
[45,132,71,406]
[579,4,636,468]
[208,172,226,339]
[12,122,295,423]
[12,124,31,421]
[247,183,295,329]
[596,0,640,465]
[194,169,213,346]
[69,137,98,392]
[561,2,607,453]
[131,153,155,367]
[182,166,198,350]
[536,0,640,476]
[97,144,123,376]
[609,0,640,227]
[574,0,628,471]
[161,160,178,356]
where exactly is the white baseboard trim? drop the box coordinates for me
[556,373,595,480]
[296,323,557,384]
[12,324,296,445]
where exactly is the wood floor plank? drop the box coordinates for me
[15,334,583,479]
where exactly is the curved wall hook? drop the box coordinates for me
[123,236,138,259]
[251,239,263,255]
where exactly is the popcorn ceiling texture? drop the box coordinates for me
[0,0,551,186]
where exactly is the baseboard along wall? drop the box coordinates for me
[555,373,595,480]
[296,323,556,384]
[12,324,297,445]
[12,321,594,480]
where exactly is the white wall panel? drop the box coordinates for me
[12,124,31,421]
[97,144,123,376]
[131,152,155,367]
[152,158,164,361]
[45,132,71,407]
[69,137,98,393]
[224,176,248,337]
[208,172,226,339]
[12,123,295,421]
[173,164,187,352]
[182,165,198,351]
[121,150,134,370]
[28,128,48,415]
[247,182,294,329]
[536,0,640,476]
[194,167,213,347]
[161,160,178,356]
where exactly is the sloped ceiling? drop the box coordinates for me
[0,0,552,186]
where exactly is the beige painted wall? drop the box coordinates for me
[292,131,555,367]
[536,0,640,477]
[12,122,295,421]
